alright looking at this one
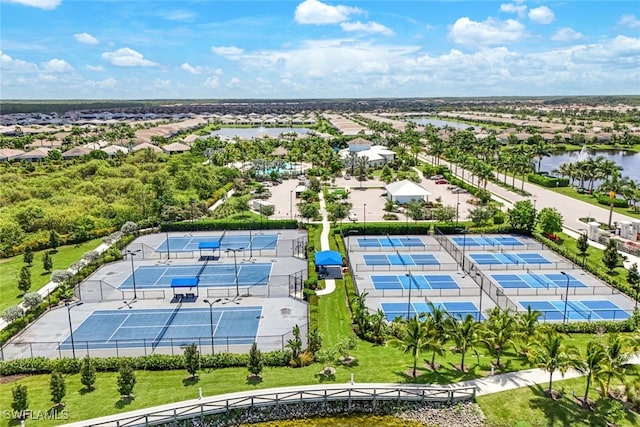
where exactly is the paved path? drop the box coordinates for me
[315,189,336,296]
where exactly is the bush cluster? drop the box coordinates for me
[527,173,570,188]
[162,219,298,232]
[595,193,629,208]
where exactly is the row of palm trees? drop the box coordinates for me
[387,305,639,409]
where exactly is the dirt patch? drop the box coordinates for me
[0,374,28,384]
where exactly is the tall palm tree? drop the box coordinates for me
[448,314,478,372]
[479,308,517,367]
[574,341,607,409]
[424,303,451,369]
[601,334,631,397]
[387,316,429,377]
[528,327,575,396]
[515,306,542,356]
[530,137,553,173]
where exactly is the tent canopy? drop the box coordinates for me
[314,250,343,266]
[198,241,220,249]
[171,277,199,287]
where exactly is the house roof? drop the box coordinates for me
[385,180,432,197]
[0,148,25,160]
[15,148,50,160]
[132,142,163,152]
[162,142,190,153]
[62,146,92,158]
[101,145,129,155]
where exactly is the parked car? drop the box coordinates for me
[344,174,351,180]
[262,181,273,187]
[451,187,468,194]
[348,211,358,221]
[429,174,444,180]
[435,179,448,184]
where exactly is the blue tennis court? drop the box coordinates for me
[59,307,261,350]
[357,237,425,248]
[372,274,459,290]
[381,301,482,321]
[492,272,587,289]
[519,300,630,321]
[157,234,278,253]
[452,236,524,247]
[120,263,272,289]
[363,253,439,266]
[469,253,551,265]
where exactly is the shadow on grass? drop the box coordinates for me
[78,387,95,396]
[246,374,263,385]
[394,363,482,384]
[182,376,199,387]
[115,396,135,409]
[528,384,614,427]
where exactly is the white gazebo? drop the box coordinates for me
[385,180,432,204]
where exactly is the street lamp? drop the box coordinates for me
[456,227,467,273]
[126,249,141,300]
[477,282,484,322]
[455,191,460,227]
[165,226,171,260]
[65,301,83,359]
[290,190,293,219]
[189,198,195,231]
[246,220,255,261]
[405,271,414,320]
[363,203,367,238]
[226,247,244,297]
[561,271,570,324]
[203,298,222,354]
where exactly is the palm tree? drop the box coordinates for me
[530,137,553,173]
[479,308,517,367]
[448,314,478,372]
[574,341,607,409]
[529,327,576,397]
[387,316,429,377]
[515,306,541,356]
[601,334,631,397]
[424,303,450,370]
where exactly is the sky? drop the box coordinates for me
[1,0,639,99]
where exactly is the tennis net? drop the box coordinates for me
[396,249,406,267]
[387,233,395,248]
[153,298,183,349]
[500,249,519,264]
[218,229,227,243]
[526,269,549,288]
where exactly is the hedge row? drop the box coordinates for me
[334,222,432,236]
[0,351,292,376]
[550,317,639,334]
[596,193,629,208]
[162,219,298,232]
[527,173,569,188]
[442,171,491,203]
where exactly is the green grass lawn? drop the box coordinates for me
[478,366,640,427]
[0,239,103,313]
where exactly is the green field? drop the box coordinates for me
[0,239,102,313]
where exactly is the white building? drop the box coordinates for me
[385,180,432,204]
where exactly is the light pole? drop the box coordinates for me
[226,247,244,297]
[456,227,467,273]
[455,191,460,227]
[189,198,195,231]
[203,298,222,354]
[405,271,414,320]
[363,203,367,238]
[290,190,293,219]
[165,226,171,260]
[126,249,141,300]
[561,271,570,324]
[65,301,83,359]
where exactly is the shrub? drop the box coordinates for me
[2,306,24,323]
[51,270,73,284]
[527,173,569,188]
[22,292,42,309]
[247,342,264,377]
[80,355,96,391]
[595,193,629,208]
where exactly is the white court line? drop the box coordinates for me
[106,313,132,343]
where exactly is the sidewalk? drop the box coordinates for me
[315,189,336,296]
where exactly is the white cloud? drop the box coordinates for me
[211,46,244,56]
[101,47,158,67]
[204,76,219,88]
[156,10,194,21]
[85,77,117,89]
[226,77,241,87]
[41,58,73,72]
[500,3,527,17]
[294,0,361,25]
[3,0,60,10]
[73,33,99,45]
[551,28,583,42]
[180,63,201,74]
[618,14,640,29]
[340,21,394,36]
[529,6,555,24]
[0,50,38,72]
[449,17,526,46]
[153,79,171,89]
[86,64,105,71]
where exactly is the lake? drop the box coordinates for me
[209,127,312,139]
[408,118,471,130]
[541,148,640,182]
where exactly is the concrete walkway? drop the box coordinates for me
[315,189,336,296]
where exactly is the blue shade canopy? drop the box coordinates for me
[314,250,343,266]
[198,242,220,249]
[171,277,199,287]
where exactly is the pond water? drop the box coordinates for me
[408,118,471,130]
[209,127,312,139]
[541,148,640,181]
